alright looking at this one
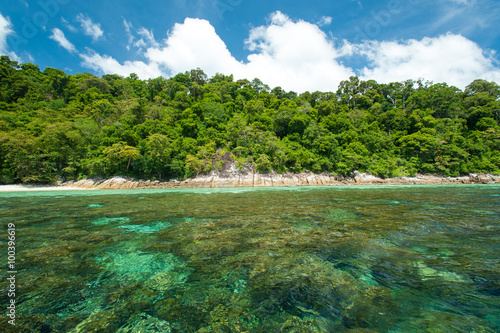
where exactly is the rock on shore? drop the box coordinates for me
[60,168,500,190]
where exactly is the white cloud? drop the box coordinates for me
[0,13,13,54]
[136,28,160,49]
[123,19,134,51]
[79,12,500,92]
[0,12,22,61]
[61,17,78,33]
[358,33,500,89]
[76,14,104,42]
[123,19,160,53]
[50,28,77,53]
[241,12,354,91]
[80,50,162,79]
[268,11,289,25]
[145,17,243,78]
[144,13,354,92]
[317,16,333,27]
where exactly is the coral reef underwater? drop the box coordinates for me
[0,185,498,332]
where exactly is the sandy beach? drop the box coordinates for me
[0,185,89,192]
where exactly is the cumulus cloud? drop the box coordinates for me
[80,50,162,79]
[0,12,20,60]
[144,13,354,92]
[76,14,104,42]
[0,13,23,61]
[241,12,355,91]
[79,11,500,92]
[0,13,13,54]
[358,33,500,89]
[145,17,243,78]
[86,17,240,80]
[50,28,77,53]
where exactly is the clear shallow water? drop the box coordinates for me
[1,185,499,332]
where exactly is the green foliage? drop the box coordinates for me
[255,154,272,173]
[0,55,498,183]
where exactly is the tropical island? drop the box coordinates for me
[0,55,499,188]
[1,56,500,332]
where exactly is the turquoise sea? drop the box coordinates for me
[1,185,499,332]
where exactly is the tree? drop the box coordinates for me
[398,132,438,172]
[465,79,500,99]
[0,54,498,183]
[144,133,172,179]
[102,142,141,174]
[337,76,361,109]
[255,154,272,173]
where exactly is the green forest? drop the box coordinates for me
[0,55,499,184]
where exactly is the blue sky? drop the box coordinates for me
[1,0,500,92]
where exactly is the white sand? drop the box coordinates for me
[0,185,87,192]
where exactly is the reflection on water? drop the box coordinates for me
[0,185,499,332]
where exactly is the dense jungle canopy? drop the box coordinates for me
[0,55,499,183]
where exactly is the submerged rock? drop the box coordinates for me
[118,221,172,233]
[397,310,497,333]
[70,309,120,332]
[71,311,172,333]
[116,312,172,333]
[325,208,360,222]
[90,216,130,226]
[97,250,193,284]
[146,269,192,292]
[414,261,466,282]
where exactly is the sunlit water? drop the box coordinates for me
[1,185,499,332]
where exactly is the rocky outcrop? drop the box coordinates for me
[60,167,500,190]
[351,172,500,185]
[65,177,168,189]
[183,171,344,188]
[468,173,500,184]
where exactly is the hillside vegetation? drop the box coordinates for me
[0,55,499,184]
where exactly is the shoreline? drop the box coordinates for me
[1,172,499,192]
[0,185,88,192]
